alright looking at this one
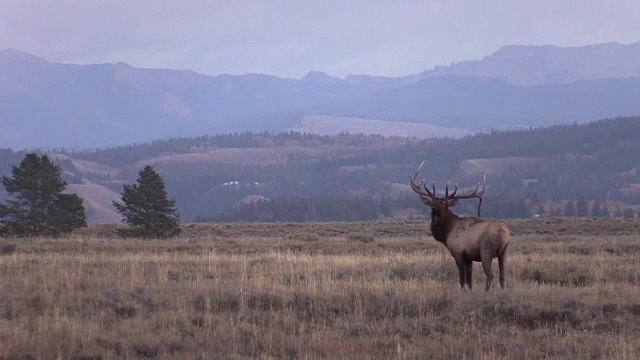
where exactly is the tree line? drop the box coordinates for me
[207,193,637,223]
[2,116,640,223]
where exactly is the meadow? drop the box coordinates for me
[1,218,639,359]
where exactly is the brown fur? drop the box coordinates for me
[409,161,510,290]
[430,207,510,290]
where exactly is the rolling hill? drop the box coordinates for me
[0,116,631,223]
[286,115,470,138]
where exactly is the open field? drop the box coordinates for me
[287,115,471,139]
[1,218,640,359]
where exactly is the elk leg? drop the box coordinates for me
[464,260,473,290]
[481,257,494,291]
[498,246,507,289]
[454,257,465,289]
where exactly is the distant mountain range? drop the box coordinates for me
[419,41,640,85]
[1,41,640,149]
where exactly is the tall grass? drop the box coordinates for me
[0,219,639,358]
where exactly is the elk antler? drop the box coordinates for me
[409,161,436,205]
[445,174,486,218]
[410,161,487,218]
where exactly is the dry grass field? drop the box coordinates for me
[1,218,639,359]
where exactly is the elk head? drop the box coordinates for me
[409,161,486,221]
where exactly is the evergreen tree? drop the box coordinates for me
[0,153,86,237]
[113,165,181,239]
[591,199,602,217]
[614,206,623,218]
[623,208,636,219]
[563,201,576,217]
[576,197,589,217]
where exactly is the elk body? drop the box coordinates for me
[410,161,510,291]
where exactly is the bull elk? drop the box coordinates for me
[410,161,510,291]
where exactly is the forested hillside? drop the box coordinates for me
[1,117,639,222]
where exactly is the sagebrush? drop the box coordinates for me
[0,219,639,358]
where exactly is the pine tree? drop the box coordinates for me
[563,201,576,217]
[614,206,623,218]
[576,197,589,217]
[591,199,602,217]
[113,165,181,239]
[0,153,86,237]
[623,208,636,219]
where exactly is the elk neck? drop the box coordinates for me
[430,208,460,246]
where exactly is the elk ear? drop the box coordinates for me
[420,196,434,207]
[447,198,459,207]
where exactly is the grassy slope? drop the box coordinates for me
[287,115,472,138]
[1,218,639,358]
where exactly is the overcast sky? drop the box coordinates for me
[1,1,638,79]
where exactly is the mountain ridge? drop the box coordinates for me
[419,41,640,85]
[1,41,640,149]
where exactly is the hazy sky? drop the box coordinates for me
[1,1,638,79]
